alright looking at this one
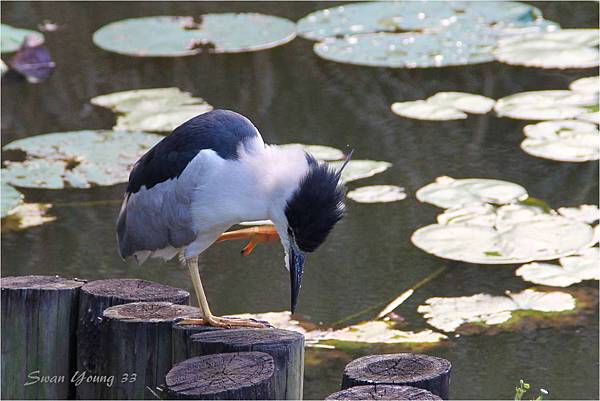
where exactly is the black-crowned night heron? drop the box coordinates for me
[117,110,349,328]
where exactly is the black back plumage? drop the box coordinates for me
[126,109,259,193]
[285,155,346,253]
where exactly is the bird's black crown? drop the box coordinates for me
[285,154,346,253]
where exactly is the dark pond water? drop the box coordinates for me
[2,2,599,399]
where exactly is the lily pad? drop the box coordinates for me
[93,14,296,57]
[327,159,392,183]
[576,111,600,124]
[278,143,345,161]
[418,289,576,332]
[391,92,495,120]
[91,88,213,132]
[318,320,446,345]
[314,29,497,68]
[1,180,24,218]
[521,120,600,162]
[2,130,162,189]
[494,29,600,69]
[494,90,598,121]
[569,76,600,94]
[347,185,407,203]
[0,24,44,53]
[416,176,528,209]
[557,204,600,224]
[297,1,551,41]
[1,203,56,232]
[516,247,599,287]
[412,212,595,264]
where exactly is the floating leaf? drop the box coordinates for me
[494,29,600,69]
[347,185,406,203]
[416,176,528,209]
[494,90,598,121]
[569,76,599,94]
[91,88,213,132]
[412,212,594,265]
[1,203,56,232]
[516,248,599,287]
[576,111,600,125]
[313,30,497,68]
[327,159,392,183]
[93,14,296,57]
[318,320,446,345]
[391,92,495,120]
[0,24,44,53]
[278,143,345,161]
[418,289,576,332]
[558,204,600,224]
[2,130,162,189]
[297,1,551,41]
[521,120,599,162]
[1,180,24,218]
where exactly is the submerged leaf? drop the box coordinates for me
[494,29,600,69]
[2,130,162,189]
[347,185,407,203]
[521,120,599,162]
[93,14,296,57]
[418,289,575,332]
[495,90,598,121]
[516,248,599,287]
[0,24,44,53]
[91,88,213,132]
[327,159,392,183]
[1,203,56,232]
[416,176,528,209]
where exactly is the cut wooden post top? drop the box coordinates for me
[343,353,451,385]
[165,352,276,399]
[190,327,304,345]
[103,301,202,323]
[81,278,189,303]
[326,385,442,400]
[1,275,84,290]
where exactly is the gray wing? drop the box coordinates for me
[116,109,261,262]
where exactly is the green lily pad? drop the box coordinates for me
[418,289,576,332]
[0,23,44,53]
[494,90,598,121]
[2,130,163,189]
[1,203,56,232]
[494,29,600,69]
[313,29,497,68]
[91,88,213,132]
[569,76,600,94]
[93,14,296,57]
[391,92,495,120]
[411,211,595,264]
[297,1,551,41]
[278,143,345,161]
[318,320,446,345]
[521,120,599,162]
[347,185,406,203]
[558,204,600,224]
[516,247,599,287]
[416,176,528,209]
[1,179,24,218]
[327,159,392,183]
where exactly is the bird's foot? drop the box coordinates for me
[175,316,272,329]
[216,225,279,256]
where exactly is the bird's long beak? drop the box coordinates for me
[289,247,305,313]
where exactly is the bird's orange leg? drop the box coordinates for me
[216,225,280,256]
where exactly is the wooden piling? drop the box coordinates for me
[165,352,276,400]
[1,275,84,400]
[189,328,304,400]
[326,384,442,400]
[172,324,222,364]
[76,278,189,399]
[97,301,201,399]
[341,353,451,399]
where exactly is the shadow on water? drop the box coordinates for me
[1,1,598,399]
